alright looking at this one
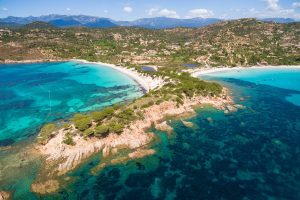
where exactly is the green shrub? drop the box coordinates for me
[91,111,106,122]
[109,122,124,134]
[63,132,75,146]
[176,97,184,105]
[71,114,92,131]
[62,123,71,130]
[37,123,57,145]
[117,109,136,122]
[95,125,109,137]
[74,117,92,131]
[83,129,94,137]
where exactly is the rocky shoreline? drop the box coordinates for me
[31,88,237,195]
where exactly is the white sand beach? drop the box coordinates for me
[73,59,165,92]
[190,65,300,77]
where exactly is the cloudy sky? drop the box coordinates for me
[0,0,299,20]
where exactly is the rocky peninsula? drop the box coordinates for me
[28,61,240,195]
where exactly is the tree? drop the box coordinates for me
[71,114,92,131]
[37,123,56,145]
[109,122,124,134]
[95,125,109,137]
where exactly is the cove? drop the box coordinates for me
[0,61,143,145]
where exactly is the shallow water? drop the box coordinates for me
[2,67,300,199]
[0,61,143,145]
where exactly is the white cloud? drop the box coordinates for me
[2,7,8,11]
[147,8,179,18]
[266,0,280,11]
[292,2,300,8]
[104,10,108,13]
[158,9,179,18]
[256,0,300,18]
[278,9,294,14]
[66,8,71,11]
[147,8,159,16]
[123,6,133,13]
[186,9,214,18]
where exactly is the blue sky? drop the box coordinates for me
[0,0,299,20]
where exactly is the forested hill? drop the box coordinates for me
[0,18,299,67]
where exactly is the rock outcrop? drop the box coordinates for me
[33,89,233,194]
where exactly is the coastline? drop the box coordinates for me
[0,59,241,195]
[0,58,165,93]
[32,88,235,195]
[73,59,165,92]
[0,59,67,64]
[190,65,300,77]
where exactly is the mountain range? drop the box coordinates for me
[0,14,299,29]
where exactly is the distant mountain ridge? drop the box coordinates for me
[0,15,299,29]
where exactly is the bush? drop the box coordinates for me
[109,122,124,134]
[83,129,94,137]
[71,114,92,131]
[63,132,75,146]
[37,123,57,145]
[62,123,71,130]
[176,97,184,105]
[74,117,92,131]
[117,109,136,122]
[91,111,106,122]
[95,125,109,137]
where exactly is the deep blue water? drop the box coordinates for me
[1,67,300,200]
[0,61,143,145]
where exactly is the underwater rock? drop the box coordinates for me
[0,191,11,200]
[155,121,173,133]
[181,120,194,128]
[235,104,246,109]
[31,180,60,194]
[128,149,156,159]
[207,117,213,123]
[226,105,238,112]
[110,157,129,165]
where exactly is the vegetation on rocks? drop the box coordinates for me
[37,123,57,144]
[27,18,299,144]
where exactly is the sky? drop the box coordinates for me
[0,0,299,20]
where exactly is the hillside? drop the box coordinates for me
[0,18,299,67]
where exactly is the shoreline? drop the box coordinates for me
[1,59,165,93]
[32,88,235,194]
[190,65,300,77]
[72,59,165,92]
[0,59,67,64]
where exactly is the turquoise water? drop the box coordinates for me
[1,67,300,199]
[39,67,299,200]
[204,67,300,106]
[0,61,143,145]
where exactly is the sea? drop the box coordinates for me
[0,64,300,200]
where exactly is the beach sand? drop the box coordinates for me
[73,59,165,92]
[190,65,300,77]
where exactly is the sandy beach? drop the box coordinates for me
[73,59,165,92]
[190,65,300,77]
